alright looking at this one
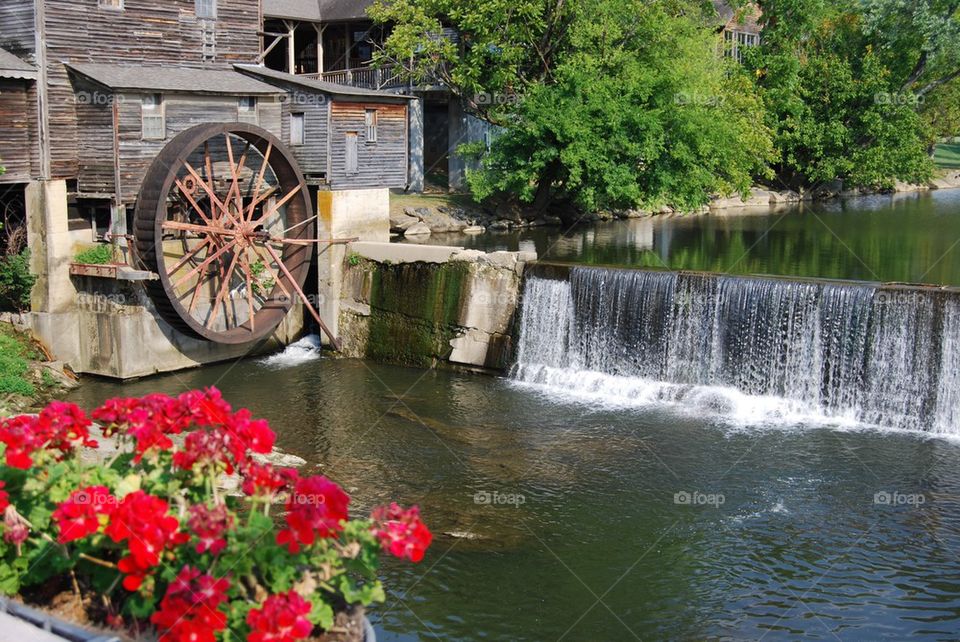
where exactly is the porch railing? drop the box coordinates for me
[305,64,408,91]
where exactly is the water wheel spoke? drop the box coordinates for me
[264,243,340,351]
[166,237,211,277]
[251,182,306,228]
[247,241,291,299]
[172,238,238,290]
[239,252,256,332]
[174,177,217,228]
[162,220,236,237]
[247,142,273,223]
[182,161,243,230]
[224,135,251,223]
[206,250,242,329]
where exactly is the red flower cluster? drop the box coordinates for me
[0,402,96,469]
[241,462,298,500]
[187,503,232,555]
[53,486,115,543]
[0,481,8,513]
[151,565,229,642]
[104,491,187,591]
[276,475,349,553]
[370,503,433,563]
[247,590,314,642]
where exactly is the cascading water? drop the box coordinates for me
[510,265,960,433]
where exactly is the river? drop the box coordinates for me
[66,190,960,640]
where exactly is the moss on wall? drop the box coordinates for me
[365,261,471,367]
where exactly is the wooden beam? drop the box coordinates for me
[284,20,296,74]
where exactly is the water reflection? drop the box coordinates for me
[405,190,960,285]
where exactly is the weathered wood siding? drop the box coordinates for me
[0,1,36,59]
[73,77,115,195]
[41,0,262,180]
[328,101,407,190]
[279,89,330,178]
[0,79,36,183]
[108,93,282,203]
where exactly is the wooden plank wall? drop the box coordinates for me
[0,80,36,183]
[72,77,114,194]
[0,1,36,58]
[43,0,262,181]
[328,101,408,190]
[279,88,330,178]
[112,93,282,203]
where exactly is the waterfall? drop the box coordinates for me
[511,266,960,433]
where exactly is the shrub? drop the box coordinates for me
[0,249,34,312]
[74,244,114,265]
[0,389,433,640]
[0,330,34,397]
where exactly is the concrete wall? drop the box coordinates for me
[338,241,536,371]
[315,188,390,346]
[24,179,305,379]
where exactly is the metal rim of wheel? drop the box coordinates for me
[134,123,313,345]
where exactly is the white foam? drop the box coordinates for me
[259,335,322,368]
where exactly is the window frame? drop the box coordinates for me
[141,93,165,141]
[98,0,123,10]
[345,131,359,174]
[364,109,378,144]
[238,96,258,125]
[195,0,217,20]
[290,112,305,146]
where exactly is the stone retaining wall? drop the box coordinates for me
[338,242,536,371]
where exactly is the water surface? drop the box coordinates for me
[69,350,960,640]
[405,190,960,286]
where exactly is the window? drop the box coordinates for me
[238,96,258,125]
[195,0,216,19]
[99,0,123,9]
[290,113,305,146]
[364,109,378,143]
[345,132,359,174]
[141,94,165,140]
[723,29,759,64]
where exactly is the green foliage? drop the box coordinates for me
[73,244,114,265]
[348,252,362,267]
[0,249,34,312]
[0,326,36,396]
[747,0,942,190]
[379,0,773,212]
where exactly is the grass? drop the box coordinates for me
[0,324,39,397]
[934,141,960,169]
[390,191,482,218]
[74,243,114,265]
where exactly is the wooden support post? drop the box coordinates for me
[285,20,296,74]
[314,23,325,74]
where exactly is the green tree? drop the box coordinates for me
[748,0,941,190]
[374,0,774,213]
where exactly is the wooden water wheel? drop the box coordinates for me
[134,123,324,345]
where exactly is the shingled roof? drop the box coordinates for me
[66,64,284,95]
[262,0,376,22]
[234,64,414,101]
[0,48,36,80]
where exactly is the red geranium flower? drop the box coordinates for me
[179,388,233,427]
[241,462,298,500]
[104,491,186,591]
[93,394,191,460]
[151,565,229,642]
[0,403,96,469]
[247,590,314,642]
[370,503,433,563]
[275,475,350,553]
[52,486,116,543]
[187,503,232,555]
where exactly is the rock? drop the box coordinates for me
[489,220,511,231]
[402,206,422,219]
[389,211,420,233]
[619,209,648,219]
[543,215,563,225]
[528,218,548,227]
[770,190,801,204]
[418,209,468,233]
[39,361,80,390]
[893,180,930,193]
[657,205,674,215]
[404,222,432,237]
[463,225,485,235]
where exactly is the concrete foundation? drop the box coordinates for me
[24,178,306,379]
[338,241,536,371]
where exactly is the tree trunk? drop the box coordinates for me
[532,159,561,214]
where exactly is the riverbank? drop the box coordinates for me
[0,319,78,415]
[391,168,960,236]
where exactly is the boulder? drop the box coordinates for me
[489,220,511,231]
[418,209,469,233]
[390,211,420,233]
[463,225,486,235]
[404,222,432,238]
